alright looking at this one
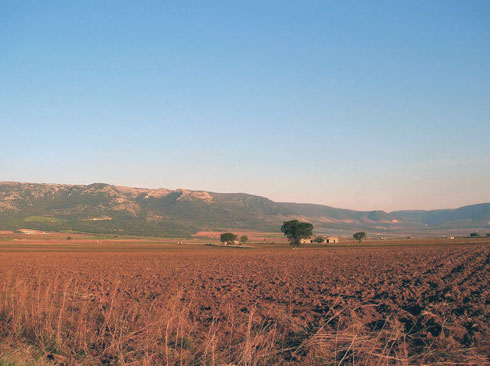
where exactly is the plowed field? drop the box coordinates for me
[0,242,488,365]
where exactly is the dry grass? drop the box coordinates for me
[1,276,487,365]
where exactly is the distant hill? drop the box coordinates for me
[391,203,490,228]
[0,182,489,237]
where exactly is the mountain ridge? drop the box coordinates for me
[0,182,489,236]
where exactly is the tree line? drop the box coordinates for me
[218,221,366,248]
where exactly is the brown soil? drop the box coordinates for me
[0,242,488,365]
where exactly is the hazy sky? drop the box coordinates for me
[1,1,489,211]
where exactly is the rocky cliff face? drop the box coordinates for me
[0,182,213,213]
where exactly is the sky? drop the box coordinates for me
[1,1,489,211]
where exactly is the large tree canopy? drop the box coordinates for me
[281,220,313,247]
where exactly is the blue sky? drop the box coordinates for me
[1,1,489,211]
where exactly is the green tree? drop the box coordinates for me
[353,232,366,243]
[281,220,313,247]
[469,232,479,237]
[313,236,325,243]
[220,232,237,245]
[239,235,248,244]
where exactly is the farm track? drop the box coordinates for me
[0,243,488,365]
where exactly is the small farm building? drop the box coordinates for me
[299,237,339,244]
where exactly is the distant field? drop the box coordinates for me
[0,231,488,251]
[192,230,285,240]
[0,235,488,365]
[24,216,67,224]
